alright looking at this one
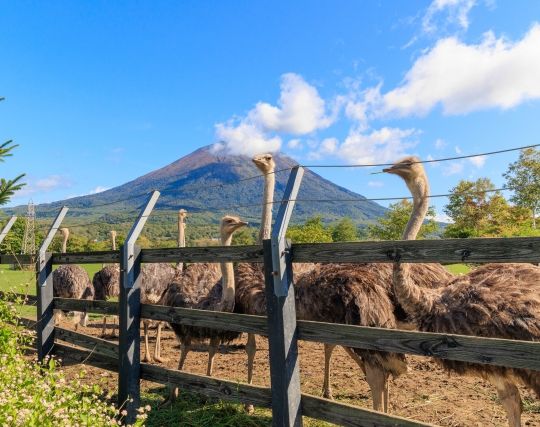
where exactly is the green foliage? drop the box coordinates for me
[232,227,257,245]
[330,217,358,242]
[287,216,333,243]
[0,293,148,426]
[367,199,439,240]
[443,178,531,238]
[504,147,540,228]
[0,98,26,205]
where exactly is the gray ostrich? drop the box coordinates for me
[52,227,94,330]
[386,156,540,426]
[159,215,248,406]
[93,230,120,337]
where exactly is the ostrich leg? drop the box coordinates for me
[244,333,257,413]
[489,375,522,427]
[207,337,220,376]
[364,362,386,412]
[101,316,108,337]
[153,322,167,363]
[142,321,153,363]
[322,344,336,399]
[160,337,192,408]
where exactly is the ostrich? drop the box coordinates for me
[177,209,187,271]
[52,227,94,330]
[385,156,540,427]
[93,230,120,337]
[160,215,248,406]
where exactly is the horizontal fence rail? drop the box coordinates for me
[44,318,431,427]
[52,298,540,371]
[3,236,540,265]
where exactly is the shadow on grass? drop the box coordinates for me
[142,386,272,427]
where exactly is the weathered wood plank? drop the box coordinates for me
[52,250,119,265]
[296,319,540,371]
[54,297,119,315]
[301,394,432,427]
[140,245,264,263]
[0,254,34,265]
[292,237,540,264]
[55,326,119,359]
[266,166,305,427]
[140,303,268,335]
[36,252,54,361]
[54,343,119,373]
[140,363,273,408]
[0,291,37,305]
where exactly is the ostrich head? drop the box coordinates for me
[220,215,248,243]
[178,209,187,220]
[252,153,275,174]
[383,156,428,200]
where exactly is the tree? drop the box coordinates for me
[503,147,540,228]
[0,97,25,206]
[443,178,528,238]
[330,217,358,242]
[287,216,333,243]
[368,199,439,240]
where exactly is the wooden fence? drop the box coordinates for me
[1,167,540,426]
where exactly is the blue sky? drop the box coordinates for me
[1,1,540,221]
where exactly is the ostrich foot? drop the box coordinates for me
[153,355,168,364]
[159,387,178,409]
[142,353,154,363]
[322,388,334,400]
[244,403,254,414]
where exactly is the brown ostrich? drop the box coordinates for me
[93,230,120,337]
[159,215,248,406]
[385,156,540,427]
[52,227,94,330]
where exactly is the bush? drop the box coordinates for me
[0,293,149,427]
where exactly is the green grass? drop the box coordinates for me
[0,263,104,318]
[445,264,471,275]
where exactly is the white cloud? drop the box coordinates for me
[368,180,384,188]
[434,138,447,149]
[287,139,302,149]
[89,186,110,194]
[249,73,335,134]
[381,24,540,116]
[423,0,477,33]
[468,155,486,167]
[319,137,338,154]
[215,73,335,156]
[16,175,70,197]
[443,161,465,175]
[455,146,462,154]
[330,127,418,164]
[434,212,453,223]
[215,122,281,157]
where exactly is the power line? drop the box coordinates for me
[302,143,540,169]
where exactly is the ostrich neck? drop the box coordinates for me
[111,236,116,251]
[220,232,235,310]
[393,174,436,318]
[61,234,68,253]
[257,171,275,244]
[178,217,186,248]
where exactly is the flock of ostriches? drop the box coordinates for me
[51,154,540,427]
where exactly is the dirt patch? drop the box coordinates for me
[55,318,540,426]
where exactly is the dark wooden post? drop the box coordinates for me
[118,190,160,424]
[0,216,17,245]
[264,166,304,427]
[36,207,68,361]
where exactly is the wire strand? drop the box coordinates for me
[302,143,540,168]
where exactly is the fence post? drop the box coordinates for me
[264,166,304,427]
[36,207,69,362]
[0,215,17,245]
[118,190,160,424]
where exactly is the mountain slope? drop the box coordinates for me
[10,145,386,224]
